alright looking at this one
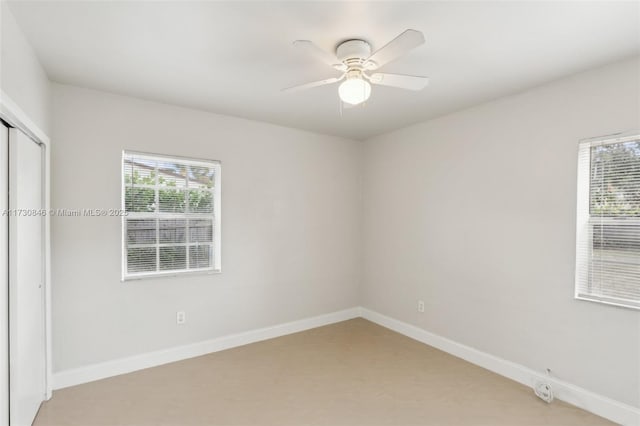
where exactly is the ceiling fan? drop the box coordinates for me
[283,29,428,106]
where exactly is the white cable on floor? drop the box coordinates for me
[534,382,554,403]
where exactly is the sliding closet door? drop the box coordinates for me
[0,122,8,426]
[8,128,45,426]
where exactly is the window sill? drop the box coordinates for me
[122,268,221,282]
[575,294,640,311]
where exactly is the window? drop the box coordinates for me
[122,151,221,280]
[575,135,640,309]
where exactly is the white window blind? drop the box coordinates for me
[575,135,640,309]
[122,151,221,280]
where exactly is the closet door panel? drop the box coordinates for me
[8,128,45,426]
[0,122,8,426]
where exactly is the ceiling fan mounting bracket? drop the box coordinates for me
[336,39,371,64]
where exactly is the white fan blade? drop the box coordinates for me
[364,30,425,70]
[368,73,429,90]
[293,40,347,71]
[282,76,341,92]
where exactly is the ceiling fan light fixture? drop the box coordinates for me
[338,74,371,105]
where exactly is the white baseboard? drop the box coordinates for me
[53,307,360,390]
[360,307,640,426]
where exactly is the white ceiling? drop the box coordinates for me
[8,1,640,140]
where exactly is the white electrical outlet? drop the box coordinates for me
[417,300,425,313]
[176,311,186,325]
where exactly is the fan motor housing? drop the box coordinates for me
[336,39,371,65]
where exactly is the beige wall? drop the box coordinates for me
[0,2,50,134]
[51,84,362,372]
[362,57,640,407]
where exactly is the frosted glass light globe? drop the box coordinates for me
[338,78,371,105]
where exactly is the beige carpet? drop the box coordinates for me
[34,319,613,426]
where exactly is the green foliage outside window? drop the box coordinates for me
[590,141,640,217]
[124,169,213,213]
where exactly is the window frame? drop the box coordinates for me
[121,150,222,281]
[574,134,640,310]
